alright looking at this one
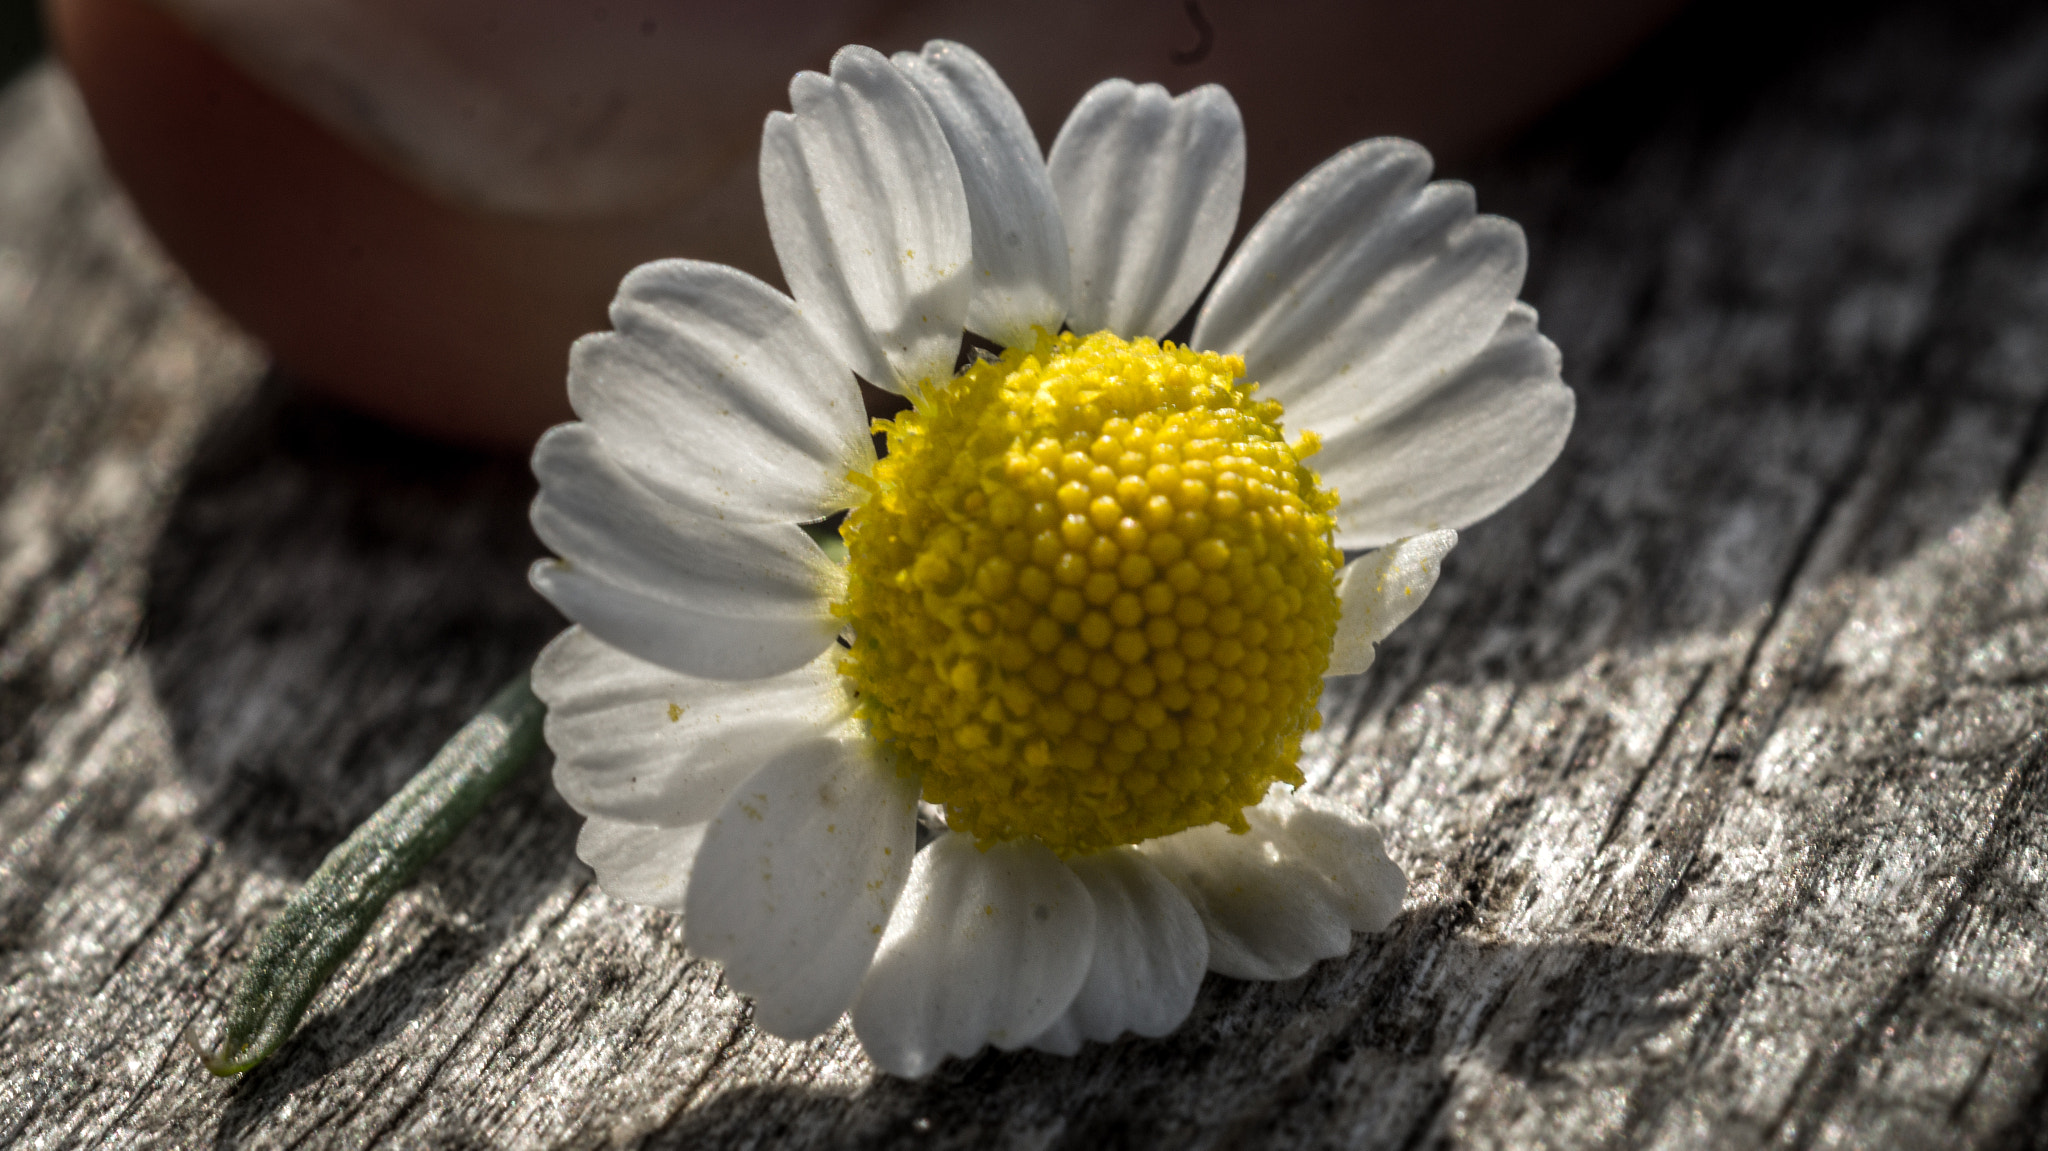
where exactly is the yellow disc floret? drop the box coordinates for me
[835,330,1342,856]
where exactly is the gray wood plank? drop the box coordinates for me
[5,0,2048,1145]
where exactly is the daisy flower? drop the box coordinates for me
[528,42,1572,1077]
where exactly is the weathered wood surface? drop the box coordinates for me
[6,1,2048,1145]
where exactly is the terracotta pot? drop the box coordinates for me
[49,0,1684,446]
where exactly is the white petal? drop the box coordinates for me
[1271,792,1406,933]
[575,816,707,914]
[1025,1013,1086,1058]
[1312,302,1575,548]
[532,627,851,826]
[1026,848,1207,1055]
[892,41,1068,348]
[1049,80,1244,339]
[567,259,874,523]
[528,424,844,680]
[761,45,972,395]
[852,835,1095,1077]
[1328,529,1457,676]
[1194,138,1527,445]
[684,732,918,1040]
[1140,788,1402,982]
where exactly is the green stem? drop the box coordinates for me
[197,672,546,1076]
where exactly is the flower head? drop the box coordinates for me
[530,41,1572,1077]
[840,329,1348,856]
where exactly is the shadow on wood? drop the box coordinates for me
[646,908,1702,1149]
[140,373,564,876]
[210,923,479,1144]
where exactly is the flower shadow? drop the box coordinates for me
[136,372,585,1123]
[140,370,568,879]
[647,900,1701,1150]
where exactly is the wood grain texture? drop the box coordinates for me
[6,0,2048,1145]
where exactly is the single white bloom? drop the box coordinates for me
[530,41,1573,1078]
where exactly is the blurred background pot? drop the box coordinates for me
[48,0,1685,446]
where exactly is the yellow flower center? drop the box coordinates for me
[835,331,1342,856]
